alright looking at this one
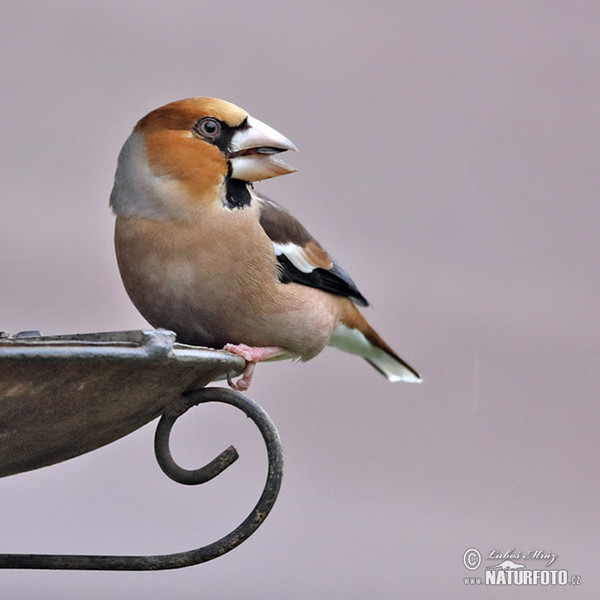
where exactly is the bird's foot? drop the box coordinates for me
[227,362,255,391]
[224,344,287,391]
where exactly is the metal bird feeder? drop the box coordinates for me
[0,329,284,570]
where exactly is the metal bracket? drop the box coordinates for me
[0,387,284,571]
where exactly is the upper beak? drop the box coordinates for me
[228,115,298,181]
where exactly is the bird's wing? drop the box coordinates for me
[257,195,368,306]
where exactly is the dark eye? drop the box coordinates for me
[194,117,221,140]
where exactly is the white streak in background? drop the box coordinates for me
[471,352,481,411]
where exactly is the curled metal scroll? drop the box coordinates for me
[0,387,283,571]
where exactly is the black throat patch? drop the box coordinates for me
[224,177,252,210]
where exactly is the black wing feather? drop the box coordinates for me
[257,195,369,307]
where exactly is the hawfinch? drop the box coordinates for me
[110,98,421,390]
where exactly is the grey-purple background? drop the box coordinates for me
[1,2,598,598]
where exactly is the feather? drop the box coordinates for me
[258,196,368,306]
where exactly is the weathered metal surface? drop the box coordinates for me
[0,329,245,478]
[0,387,284,571]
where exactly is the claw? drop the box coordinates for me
[227,362,256,391]
[223,344,287,390]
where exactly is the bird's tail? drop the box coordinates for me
[329,304,421,383]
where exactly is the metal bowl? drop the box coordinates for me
[0,329,244,478]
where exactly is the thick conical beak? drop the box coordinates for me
[229,116,298,181]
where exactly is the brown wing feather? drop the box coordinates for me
[257,195,369,306]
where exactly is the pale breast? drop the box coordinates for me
[114,210,338,356]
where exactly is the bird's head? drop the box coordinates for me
[110,97,297,218]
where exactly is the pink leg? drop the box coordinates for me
[224,344,288,391]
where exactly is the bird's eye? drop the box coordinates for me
[194,117,221,140]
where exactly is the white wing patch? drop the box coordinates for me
[272,242,316,274]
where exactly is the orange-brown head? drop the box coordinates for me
[110,97,297,219]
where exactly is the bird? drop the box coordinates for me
[110,97,421,391]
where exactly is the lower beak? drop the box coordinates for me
[229,116,298,182]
